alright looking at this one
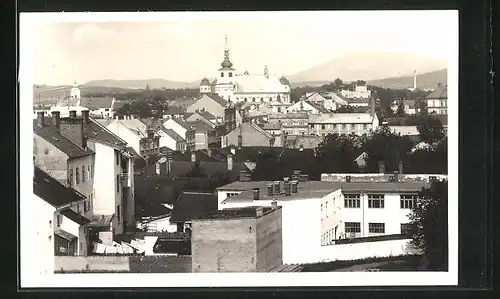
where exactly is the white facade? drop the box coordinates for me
[31,194,57,275]
[106,121,141,156]
[163,118,188,140]
[157,129,177,150]
[340,85,372,99]
[137,216,178,233]
[57,209,88,255]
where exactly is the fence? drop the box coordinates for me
[55,255,192,273]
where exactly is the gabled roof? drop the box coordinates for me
[34,166,86,208]
[188,120,215,132]
[196,110,216,120]
[85,118,127,149]
[60,209,91,225]
[162,127,185,142]
[116,119,160,138]
[33,118,94,158]
[170,191,218,223]
[165,118,191,130]
[204,94,228,107]
[80,96,114,110]
[304,100,330,113]
[426,84,447,99]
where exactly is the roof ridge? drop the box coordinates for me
[89,118,128,145]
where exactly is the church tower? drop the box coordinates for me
[215,35,236,101]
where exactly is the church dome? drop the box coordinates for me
[221,58,233,69]
[280,76,291,86]
[200,78,210,86]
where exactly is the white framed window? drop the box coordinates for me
[344,194,361,208]
[400,195,418,209]
[369,223,385,234]
[345,222,361,233]
[368,194,385,208]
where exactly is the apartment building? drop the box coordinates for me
[308,112,379,136]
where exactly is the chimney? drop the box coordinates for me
[227,153,233,171]
[398,162,404,175]
[378,161,385,174]
[59,117,85,148]
[82,110,90,124]
[291,180,298,193]
[237,134,243,149]
[191,151,196,163]
[274,181,281,194]
[147,129,154,139]
[51,111,60,129]
[256,207,263,217]
[266,183,274,196]
[36,111,44,127]
[271,200,278,209]
[253,188,260,200]
[284,181,291,196]
[69,110,77,118]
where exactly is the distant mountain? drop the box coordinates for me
[367,68,447,90]
[83,78,198,90]
[290,69,447,90]
[288,52,448,84]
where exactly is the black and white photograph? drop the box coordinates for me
[20,10,458,287]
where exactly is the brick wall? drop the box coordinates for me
[191,218,257,272]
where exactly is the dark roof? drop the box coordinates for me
[162,127,185,142]
[192,206,280,220]
[55,228,77,241]
[196,110,216,120]
[200,78,211,85]
[305,100,329,113]
[426,85,448,99]
[34,166,86,208]
[170,191,218,223]
[85,119,127,149]
[33,118,94,158]
[218,180,429,203]
[188,120,215,132]
[90,214,115,228]
[170,118,191,130]
[279,76,291,86]
[206,94,229,107]
[80,96,114,110]
[60,209,91,225]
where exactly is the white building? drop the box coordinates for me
[426,83,448,115]
[33,166,91,274]
[106,118,161,158]
[216,178,429,265]
[162,118,190,140]
[199,36,292,104]
[285,98,329,114]
[340,84,372,99]
[308,112,379,136]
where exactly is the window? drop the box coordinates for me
[344,194,361,208]
[321,124,325,130]
[116,205,121,221]
[90,165,93,178]
[321,204,323,219]
[82,166,86,182]
[345,222,361,233]
[105,108,109,112]
[363,124,368,130]
[260,97,264,102]
[252,98,256,102]
[88,165,91,180]
[325,202,328,218]
[400,195,417,209]
[69,169,73,186]
[116,174,120,193]
[49,220,52,228]
[116,151,120,165]
[77,204,81,214]
[368,194,384,208]
[75,167,80,184]
[56,215,62,227]
[229,72,233,77]
[221,72,224,77]
[369,223,385,234]
[226,192,239,197]
[351,124,355,130]
[401,223,411,235]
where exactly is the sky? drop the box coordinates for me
[26,11,458,86]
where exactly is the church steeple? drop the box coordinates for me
[220,34,233,69]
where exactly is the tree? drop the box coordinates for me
[396,98,406,116]
[314,133,361,174]
[416,116,445,143]
[185,161,207,178]
[408,180,448,270]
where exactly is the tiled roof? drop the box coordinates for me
[304,100,330,113]
[55,228,77,241]
[117,119,161,138]
[60,209,91,225]
[205,94,228,107]
[34,166,86,208]
[33,118,94,158]
[80,96,114,110]
[85,118,127,149]
[426,85,447,99]
[170,191,218,223]
[196,110,216,120]
[188,120,215,132]
[162,127,185,142]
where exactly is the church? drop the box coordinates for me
[199,36,292,104]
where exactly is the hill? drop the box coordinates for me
[83,78,200,90]
[290,69,447,90]
[287,52,447,84]
[33,85,138,105]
